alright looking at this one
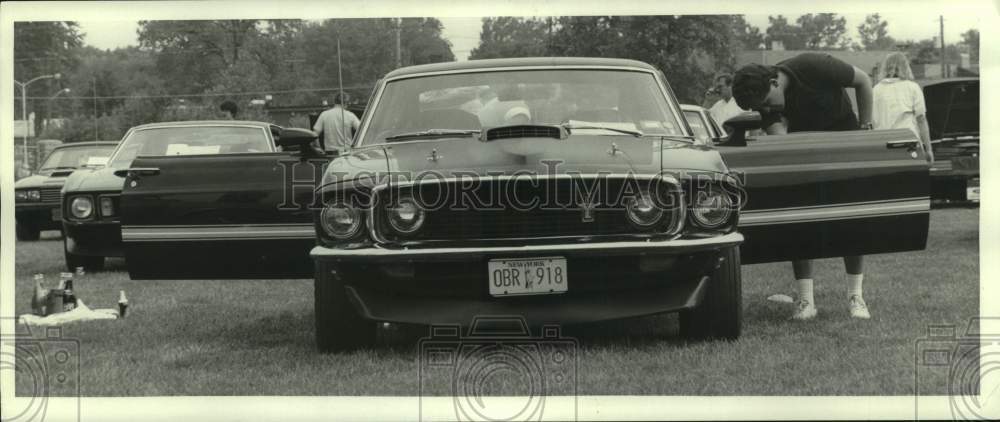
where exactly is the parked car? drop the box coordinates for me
[680,104,726,145]
[14,141,117,241]
[61,120,287,271]
[118,58,930,352]
[921,77,979,202]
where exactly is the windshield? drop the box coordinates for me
[683,110,712,145]
[39,145,116,171]
[108,126,270,168]
[360,69,685,145]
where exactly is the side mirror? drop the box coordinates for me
[719,112,763,147]
[275,127,324,158]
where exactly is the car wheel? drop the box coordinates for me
[63,238,105,272]
[679,246,742,341]
[16,220,40,241]
[314,261,376,353]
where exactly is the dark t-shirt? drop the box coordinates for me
[762,53,860,132]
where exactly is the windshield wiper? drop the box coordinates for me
[561,124,643,138]
[384,129,481,142]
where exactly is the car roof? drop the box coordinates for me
[53,141,119,149]
[384,57,658,79]
[917,77,979,87]
[130,120,276,130]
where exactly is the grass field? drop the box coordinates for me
[12,208,978,396]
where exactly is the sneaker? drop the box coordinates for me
[791,299,817,320]
[849,295,871,319]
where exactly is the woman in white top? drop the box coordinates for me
[872,52,934,163]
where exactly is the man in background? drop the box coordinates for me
[313,93,360,152]
[706,74,745,130]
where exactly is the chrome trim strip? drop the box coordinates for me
[312,232,743,258]
[122,224,315,241]
[739,198,929,227]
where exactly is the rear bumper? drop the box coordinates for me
[63,220,123,257]
[314,233,742,325]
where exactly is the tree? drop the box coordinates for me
[960,29,979,63]
[731,15,764,50]
[469,17,551,59]
[856,13,896,51]
[796,13,850,50]
[14,21,84,134]
[765,15,806,50]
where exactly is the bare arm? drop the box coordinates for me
[915,114,934,164]
[851,66,874,127]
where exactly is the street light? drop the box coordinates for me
[14,73,61,167]
[44,88,71,133]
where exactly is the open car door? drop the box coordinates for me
[119,152,328,279]
[717,128,930,264]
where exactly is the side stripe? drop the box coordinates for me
[739,197,929,227]
[122,224,315,242]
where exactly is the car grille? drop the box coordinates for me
[40,188,62,204]
[373,176,682,243]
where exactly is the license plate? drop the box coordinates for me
[488,257,567,297]
[51,207,62,221]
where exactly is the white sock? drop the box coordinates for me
[847,273,864,299]
[797,279,814,304]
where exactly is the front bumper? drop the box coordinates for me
[63,220,123,257]
[313,232,743,325]
[15,203,62,230]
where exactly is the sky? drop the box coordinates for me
[76,13,981,61]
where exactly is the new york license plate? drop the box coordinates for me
[488,257,568,297]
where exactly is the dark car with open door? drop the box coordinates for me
[920,77,979,202]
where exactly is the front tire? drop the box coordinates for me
[314,261,376,353]
[16,220,40,241]
[63,238,105,272]
[679,246,742,341]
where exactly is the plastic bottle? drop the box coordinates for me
[31,274,48,316]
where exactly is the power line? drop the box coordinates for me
[25,85,375,100]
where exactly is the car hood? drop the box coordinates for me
[376,135,726,179]
[14,173,69,189]
[62,166,125,193]
[921,78,979,139]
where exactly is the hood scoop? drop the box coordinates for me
[50,170,76,177]
[483,125,566,142]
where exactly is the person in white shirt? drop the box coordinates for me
[707,74,746,129]
[313,93,360,152]
[872,52,934,163]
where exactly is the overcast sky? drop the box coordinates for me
[76,13,980,61]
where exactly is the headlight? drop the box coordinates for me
[387,196,425,234]
[320,203,362,239]
[625,190,664,228]
[100,197,115,217]
[27,190,41,201]
[15,190,28,202]
[690,190,734,228]
[70,196,94,219]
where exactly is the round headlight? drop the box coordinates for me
[387,196,425,234]
[70,196,94,219]
[27,190,41,201]
[625,191,663,228]
[690,190,733,228]
[15,190,28,201]
[320,203,362,239]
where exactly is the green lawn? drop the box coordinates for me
[13,208,978,396]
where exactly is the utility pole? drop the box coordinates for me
[395,18,402,68]
[93,77,99,141]
[940,16,947,78]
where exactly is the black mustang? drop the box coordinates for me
[118,58,930,352]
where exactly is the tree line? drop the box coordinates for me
[14,15,979,144]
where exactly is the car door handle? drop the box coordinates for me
[886,140,919,149]
[113,167,161,178]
